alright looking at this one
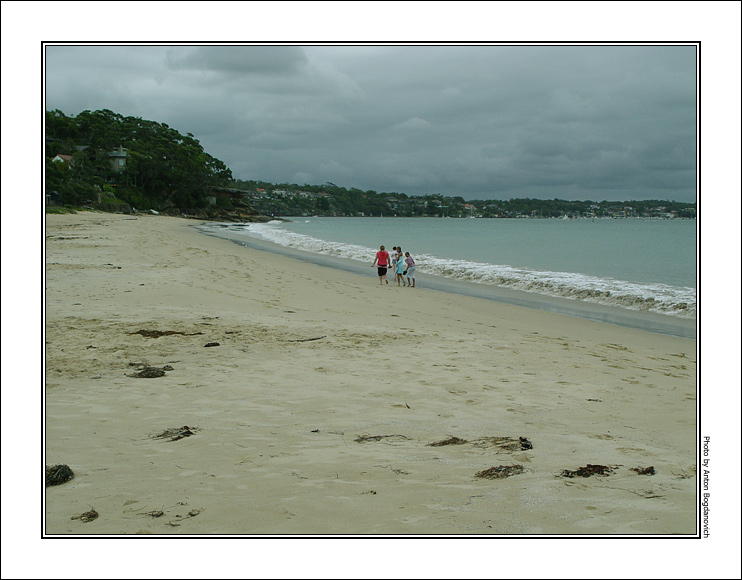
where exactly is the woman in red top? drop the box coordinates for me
[372,245,390,284]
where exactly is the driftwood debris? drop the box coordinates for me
[153,426,200,442]
[473,436,522,452]
[46,464,75,487]
[428,435,533,450]
[560,464,616,478]
[71,508,98,523]
[355,434,410,444]
[139,506,201,520]
[475,464,525,479]
[129,329,203,338]
[429,436,468,447]
[288,335,327,343]
[144,510,165,518]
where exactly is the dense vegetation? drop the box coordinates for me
[45,109,695,219]
[45,109,232,210]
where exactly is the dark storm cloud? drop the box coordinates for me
[44,44,697,202]
[166,45,308,74]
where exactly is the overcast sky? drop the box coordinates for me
[45,43,697,202]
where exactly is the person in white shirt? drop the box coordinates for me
[389,246,399,272]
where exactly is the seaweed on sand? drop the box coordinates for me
[129,330,203,338]
[631,466,656,475]
[560,464,616,478]
[355,434,410,444]
[71,508,98,522]
[152,426,200,442]
[472,436,522,452]
[132,366,166,378]
[475,464,525,479]
[128,364,174,378]
[46,464,74,487]
[428,436,468,447]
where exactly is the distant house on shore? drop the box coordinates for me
[46,190,61,206]
[108,146,128,172]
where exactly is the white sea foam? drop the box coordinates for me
[205,222,696,318]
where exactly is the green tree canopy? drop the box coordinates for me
[45,109,232,209]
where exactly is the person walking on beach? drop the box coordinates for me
[372,245,390,284]
[390,246,399,272]
[395,248,407,286]
[404,252,416,288]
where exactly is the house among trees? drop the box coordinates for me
[108,145,128,172]
[52,154,73,164]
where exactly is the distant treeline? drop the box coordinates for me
[229,179,697,219]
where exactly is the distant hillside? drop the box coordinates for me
[225,179,697,219]
[45,109,232,213]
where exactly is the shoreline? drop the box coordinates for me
[197,223,696,339]
[43,211,698,536]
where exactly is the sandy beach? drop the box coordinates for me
[42,211,698,536]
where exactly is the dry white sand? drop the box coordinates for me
[40,211,700,539]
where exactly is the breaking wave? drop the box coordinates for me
[203,221,696,319]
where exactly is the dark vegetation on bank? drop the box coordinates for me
[46,109,696,221]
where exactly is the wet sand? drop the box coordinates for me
[199,223,697,339]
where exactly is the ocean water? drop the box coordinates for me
[200,217,697,319]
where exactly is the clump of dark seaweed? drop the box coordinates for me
[132,366,166,378]
[631,466,656,476]
[127,363,174,378]
[429,436,468,447]
[475,464,525,479]
[560,464,615,478]
[46,464,75,487]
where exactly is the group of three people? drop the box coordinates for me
[372,245,416,287]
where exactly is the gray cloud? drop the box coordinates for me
[166,45,308,74]
[44,44,698,202]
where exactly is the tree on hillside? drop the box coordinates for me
[45,109,232,209]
